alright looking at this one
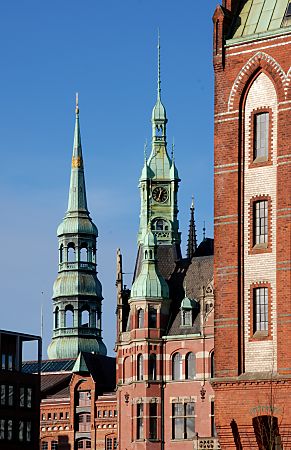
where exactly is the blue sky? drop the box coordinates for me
[0,0,218,358]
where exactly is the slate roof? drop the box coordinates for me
[229,0,290,40]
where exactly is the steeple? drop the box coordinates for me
[187,196,197,259]
[47,97,107,360]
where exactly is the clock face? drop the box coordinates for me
[152,186,168,203]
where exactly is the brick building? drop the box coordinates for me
[115,37,218,450]
[212,0,291,448]
[0,329,41,449]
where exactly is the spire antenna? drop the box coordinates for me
[75,92,79,115]
[203,221,206,241]
[171,137,175,161]
[144,139,148,163]
[157,29,161,100]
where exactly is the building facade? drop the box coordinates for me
[0,329,41,449]
[115,39,218,450]
[213,0,291,448]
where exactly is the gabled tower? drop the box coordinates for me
[137,34,181,270]
[47,96,107,359]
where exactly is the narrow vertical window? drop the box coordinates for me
[8,354,13,371]
[149,354,157,380]
[26,388,32,408]
[210,351,215,378]
[172,403,183,439]
[1,354,5,370]
[149,402,158,440]
[42,442,48,450]
[26,421,31,442]
[51,440,58,449]
[254,112,269,160]
[211,399,217,437]
[7,420,12,441]
[1,385,5,406]
[185,352,196,380]
[172,353,182,380]
[0,419,4,440]
[148,307,157,328]
[19,387,25,407]
[137,404,143,440]
[137,354,143,381]
[137,309,144,328]
[8,385,13,406]
[185,402,195,439]
[254,287,268,333]
[254,200,268,245]
[19,421,24,441]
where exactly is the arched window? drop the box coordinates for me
[152,219,168,231]
[123,356,131,383]
[210,351,215,378]
[81,309,90,327]
[149,354,156,380]
[59,244,63,263]
[172,353,182,380]
[149,307,157,328]
[145,250,148,259]
[96,310,101,329]
[80,244,88,262]
[186,352,196,380]
[137,354,143,381]
[67,243,75,262]
[137,309,144,328]
[54,307,59,329]
[65,306,74,328]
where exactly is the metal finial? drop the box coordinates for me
[75,92,79,114]
[171,137,175,161]
[144,139,148,163]
[203,221,206,241]
[157,29,161,100]
[191,195,194,210]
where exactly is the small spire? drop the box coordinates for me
[187,195,197,259]
[157,29,161,101]
[144,139,148,163]
[171,137,175,161]
[203,221,206,241]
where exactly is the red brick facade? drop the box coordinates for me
[213,1,291,448]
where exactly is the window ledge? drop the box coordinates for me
[250,331,271,342]
[250,243,271,255]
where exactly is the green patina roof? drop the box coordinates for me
[131,229,169,300]
[72,352,89,373]
[230,0,289,41]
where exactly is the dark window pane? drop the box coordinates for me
[254,288,268,332]
[254,112,269,160]
[186,353,196,380]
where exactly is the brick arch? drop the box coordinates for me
[228,52,286,112]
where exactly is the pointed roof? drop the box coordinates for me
[72,352,90,373]
[131,229,169,300]
[152,31,167,122]
[57,95,97,236]
[187,196,197,259]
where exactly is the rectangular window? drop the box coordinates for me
[26,421,31,442]
[148,307,157,328]
[254,287,268,333]
[0,419,5,440]
[19,420,24,441]
[66,412,69,419]
[114,438,117,449]
[48,413,51,420]
[19,387,25,407]
[137,403,143,440]
[172,402,195,440]
[254,200,268,245]
[211,399,217,437]
[114,410,117,417]
[1,354,5,370]
[27,388,32,408]
[106,438,113,450]
[254,112,269,160]
[149,403,157,440]
[8,385,13,406]
[51,441,58,450]
[7,420,12,441]
[42,414,46,421]
[8,354,13,371]
[109,410,113,417]
[60,412,63,419]
[1,385,5,406]
[78,390,91,406]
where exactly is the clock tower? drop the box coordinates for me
[137,35,181,270]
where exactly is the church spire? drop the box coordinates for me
[157,29,161,101]
[47,96,107,360]
[187,196,197,259]
[67,93,88,213]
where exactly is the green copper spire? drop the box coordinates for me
[131,228,169,300]
[151,31,167,138]
[47,96,106,360]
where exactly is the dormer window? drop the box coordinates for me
[181,310,192,327]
